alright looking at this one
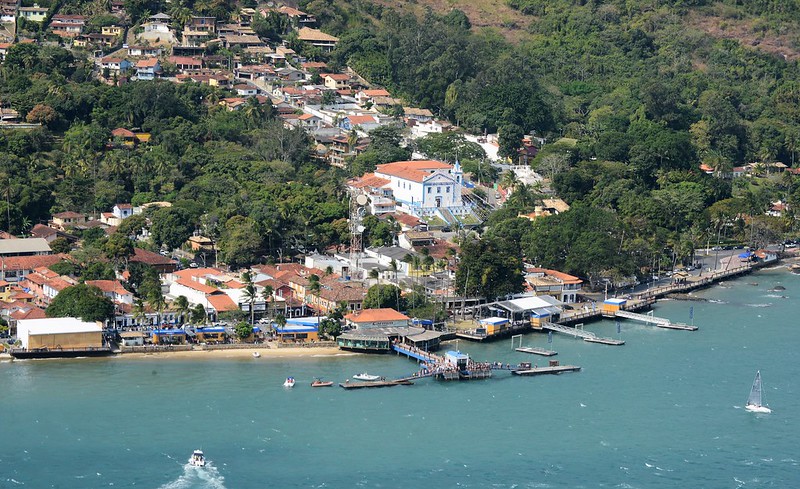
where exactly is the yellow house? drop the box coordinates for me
[102,25,124,36]
[195,326,226,343]
[19,5,48,22]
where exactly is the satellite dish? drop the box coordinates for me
[356,225,366,233]
[355,194,368,206]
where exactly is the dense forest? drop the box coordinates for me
[300,0,800,292]
[2,0,800,297]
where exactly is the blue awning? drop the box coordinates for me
[152,329,186,335]
[274,325,318,333]
[196,327,225,333]
[738,252,753,258]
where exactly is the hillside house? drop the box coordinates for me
[135,58,161,80]
[18,4,47,22]
[296,27,338,52]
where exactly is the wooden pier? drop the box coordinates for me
[339,379,414,389]
[512,364,582,376]
[515,346,557,356]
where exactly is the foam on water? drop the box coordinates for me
[158,464,226,489]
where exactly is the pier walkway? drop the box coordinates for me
[614,310,698,331]
[392,343,443,364]
[615,310,670,325]
[541,322,625,346]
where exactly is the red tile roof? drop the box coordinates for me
[207,293,238,311]
[86,279,130,295]
[346,115,376,125]
[350,173,390,189]
[345,308,409,323]
[1,254,66,271]
[112,127,136,138]
[10,307,47,320]
[375,160,452,183]
[130,248,174,266]
[175,278,218,294]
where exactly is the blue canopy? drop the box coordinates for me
[152,329,186,335]
[274,324,318,333]
[738,252,753,258]
[196,327,225,333]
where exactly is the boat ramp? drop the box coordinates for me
[541,322,625,346]
[613,310,698,331]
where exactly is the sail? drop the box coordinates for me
[747,371,763,406]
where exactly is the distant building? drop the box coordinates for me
[18,4,48,23]
[344,308,410,330]
[0,238,52,257]
[296,27,339,52]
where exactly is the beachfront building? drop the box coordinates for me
[16,317,103,350]
[337,308,443,353]
[479,296,564,330]
[151,329,187,345]
[523,267,582,303]
[273,317,321,343]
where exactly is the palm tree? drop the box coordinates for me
[243,283,258,326]
[368,268,380,286]
[275,313,287,342]
[133,298,147,327]
[307,273,321,312]
[174,295,190,325]
[499,170,519,194]
[261,284,274,325]
[149,292,166,328]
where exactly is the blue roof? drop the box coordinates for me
[411,318,433,326]
[152,329,186,335]
[253,326,261,333]
[274,325,318,333]
[479,317,509,325]
[604,298,627,305]
[197,327,225,333]
[445,350,469,360]
[738,252,753,258]
[286,316,325,327]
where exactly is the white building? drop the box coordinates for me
[17,317,103,350]
[350,160,473,221]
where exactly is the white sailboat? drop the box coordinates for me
[745,371,772,413]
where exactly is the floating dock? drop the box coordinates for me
[512,365,581,376]
[584,337,625,345]
[339,380,414,389]
[515,347,557,356]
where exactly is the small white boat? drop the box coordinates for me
[353,373,381,381]
[745,370,772,413]
[189,449,205,467]
[252,352,261,358]
[283,377,295,388]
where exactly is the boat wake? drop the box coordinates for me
[744,303,772,308]
[158,463,226,489]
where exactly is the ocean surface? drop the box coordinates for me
[2,267,799,488]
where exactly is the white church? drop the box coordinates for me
[349,160,474,221]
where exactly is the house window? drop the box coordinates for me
[427,187,431,194]
[437,187,441,194]
[446,186,451,193]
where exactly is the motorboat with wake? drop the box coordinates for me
[745,370,772,413]
[189,450,205,467]
[283,377,296,388]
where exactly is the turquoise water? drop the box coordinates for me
[2,268,799,488]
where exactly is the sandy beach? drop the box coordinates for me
[117,346,356,360]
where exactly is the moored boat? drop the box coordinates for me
[353,373,382,381]
[252,352,261,358]
[311,379,333,387]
